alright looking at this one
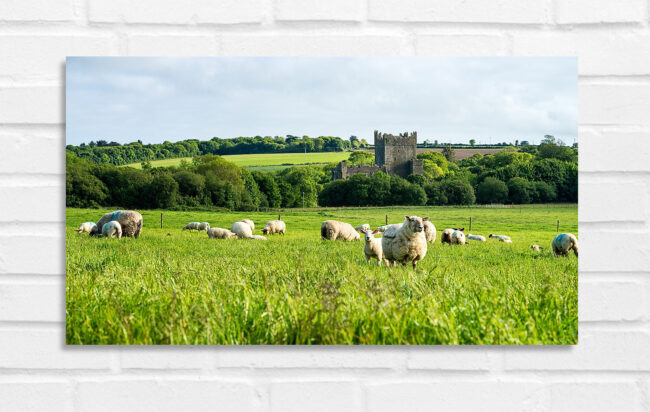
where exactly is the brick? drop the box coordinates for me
[76,380,255,412]
[0,0,76,22]
[579,180,647,222]
[581,231,650,272]
[407,346,491,370]
[580,84,650,125]
[0,382,73,412]
[89,0,264,24]
[368,0,548,23]
[513,32,650,75]
[120,347,214,369]
[0,127,64,174]
[366,382,546,412]
[216,347,404,368]
[549,382,643,412]
[555,0,645,24]
[0,329,111,369]
[580,130,650,172]
[415,35,508,55]
[0,236,64,275]
[0,87,62,124]
[0,281,64,322]
[275,0,364,21]
[221,35,410,56]
[271,382,361,412]
[0,36,115,82]
[504,330,650,370]
[0,186,64,222]
[579,280,646,321]
[127,35,218,55]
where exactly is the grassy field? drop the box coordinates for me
[66,205,578,345]
[123,152,350,170]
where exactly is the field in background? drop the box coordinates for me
[122,152,351,170]
[66,205,578,345]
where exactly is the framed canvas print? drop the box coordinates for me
[65,57,578,345]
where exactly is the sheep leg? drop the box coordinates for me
[412,261,418,270]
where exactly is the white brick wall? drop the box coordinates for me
[1,1,648,410]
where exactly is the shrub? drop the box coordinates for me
[476,177,508,204]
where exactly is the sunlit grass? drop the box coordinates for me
[122,152,351,169]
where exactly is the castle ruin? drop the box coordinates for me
[331,130,423,180]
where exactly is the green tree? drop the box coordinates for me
[442,145,456,162]
[507,177,532,204]
[469,139,476,147]
[147,174,178,208]
[442,178,475,205]
[347,150,374,165]
[476,177,508,204]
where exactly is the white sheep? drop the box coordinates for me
[451,230,466,245]
[531,244,543,252]
[252,235,267,241]
[263,220,286,235]
[489,234,512,243]
[198,222,210,232]
[552,233,578,257]
[321,220,360,241]
[441,228,463,244]
[90,210,143,238]
[75,222,96,234]
[207,227,236,239]
[355,224,371,232]
[382,215,428,269]
[101,221,122,239]
[231,221,253,239]
[242,219,255,232]
[467,234,486,242]
[182,222,201,231]
[423,220,436,243]
[360,228,383,266]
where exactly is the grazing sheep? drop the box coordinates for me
[423,220,437,243]
[231,221,253,239]
[377,223,402,234]
[263,220,286,236]
[552,233,578,257]
[198,222,210,232]
[360,228,383,266]
[321,220,360,241]
[382,215,429,269]
[531,244,543,252]
[75,222,96,234]
[355,224,371,232]
[441,228,463,244]
[91,210,143,238]
[242,219,255,232]
[207,227,236,239]
[182,222,201,231]
[252,235,267,241]
[489,234,512,243]
[451,230,466,245]
[101,221,122,239]
[467,234,486,242]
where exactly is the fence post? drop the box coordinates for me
[278,214,281,221]
[557,220,559,232]
[160,212,163,229]
[469,216,472,232]
[385,215,388,225]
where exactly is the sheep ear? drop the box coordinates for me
[372,228,380,234]
[423,216,429,221]
[404,215,410,220]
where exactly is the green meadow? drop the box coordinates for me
[66,205,578,345]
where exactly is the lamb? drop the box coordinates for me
[90,210,143,238]
[242,219,255,232]
[355,224,371,232]
[360,228,383,266]
[552,233,578,257]
[198,222,210,232]
[182,222,201,231]
[489,234,512,243]
[441,228,463,244]
[423,220,437,243]
[252,235,267,241]
[321,220,360,241]
[231,221,253,239]
[263,220,286,235]
[467,234,486,242]
[207,227,236,239]
[531,244,544,252]
[75,222,96,233]
[101,221,122,239]
[450,230,466,245]
[382,215,429,269]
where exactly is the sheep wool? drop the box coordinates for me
[451,230,466,245]
[262,220,286,235]
[440,228,455,244]
[75,222,95,233]
[423,220,436,243]
[102,221,122,239]
[198,222,210,232]
[252,235,267,241]
[321,220,360,241]
[382,215,428,269]
[361,229,383,266]
[489,234,512,243]
[207,227,236,239]
[531,244,543,252]
[467,234,486,242]
[182,222,201,231]
[355,224,371,232]
[552,233,578,257]
[91,210,143,238]
[241,219,255,232]
[231,221,253,239]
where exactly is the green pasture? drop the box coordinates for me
[66,205,578,345]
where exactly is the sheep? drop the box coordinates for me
[451,230,466,245]
[531,244,544,252]
[441,228,463,244]
[263,220,286,236]
[423,220,437,243]
[321,220,360,241]
[467,234,486,242]
[75,222,96,234]
[242,219,255,232]
[552,233,578,257]
[207,227,236,239]
[382,215,429,269]
[198,222,210,232]
[182,222,201,231]
[377,223,402,234]
[355,224,371,232]
[252,235,267,241]
[101,221,122,239]
[489,234,512,243]
[231,221,253,239]
[90,210,143,238]
[360,228,383,266]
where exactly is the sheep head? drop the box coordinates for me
[403,215,428,233]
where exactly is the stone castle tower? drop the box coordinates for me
[331,130,423,180]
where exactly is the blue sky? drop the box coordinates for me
[66,57,577,146]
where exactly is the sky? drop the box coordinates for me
[66,57,577,146]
